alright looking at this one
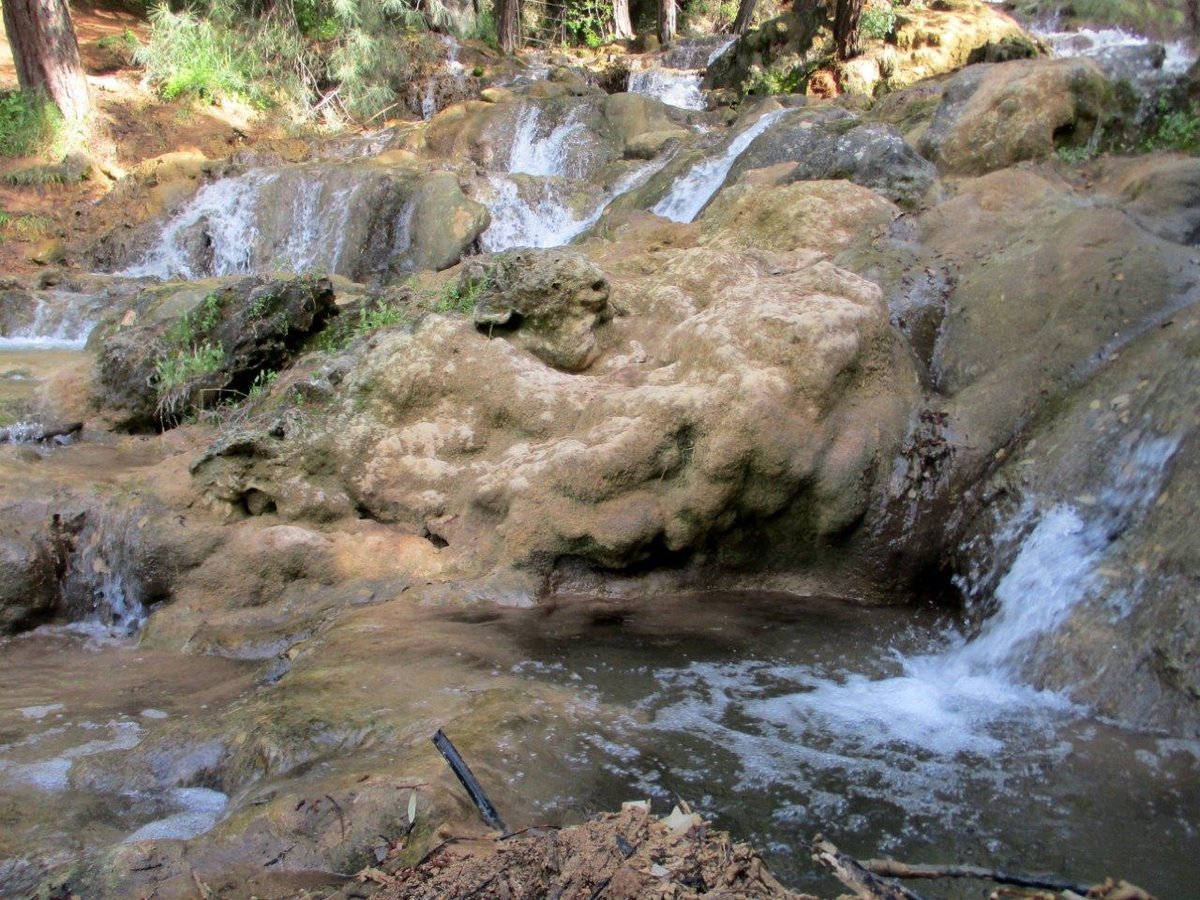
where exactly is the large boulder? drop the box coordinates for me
[729,106,939,209]
[918,57,1114,175]
[1110,155,1200,246]
[192,235,919,590]
[466,249,612,372]
[95,275,338,430]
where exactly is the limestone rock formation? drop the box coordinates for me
[729,106,939,209]
[918,57,1113,175]
[95,275,338,430]
[467,249,613,372]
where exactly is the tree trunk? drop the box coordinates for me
[497,0,521,53]
[657,0,675,44]
[1,0,89,123]
[732,0,756,34]
[613,0,634,39]
[833,0,866,60]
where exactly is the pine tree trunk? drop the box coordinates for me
[613,0,634,39]
[833,0,866,60]
[1,0,90,123]
[497,0,521,53]
[732,0,756,34]
[657,0,676,44]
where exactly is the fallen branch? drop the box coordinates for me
[863,858,1092,894]
[431,729,508,832]
[811,836,928,900]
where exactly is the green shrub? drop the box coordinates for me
[433,275,488,314]
[137,5,267,104]
[4,165,69,186]
[860,1,898,40]
[317,297,412,351]
[153,340,226,421]
[1145,106,1200,154]
[0,91,64,158]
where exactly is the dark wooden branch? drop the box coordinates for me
[810,836,928,900]
[431,729,508,832]
[863,858,1092,894]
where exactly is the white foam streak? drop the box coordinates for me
[653,108,790,223]
[508,105,589,178]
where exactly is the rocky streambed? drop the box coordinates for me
[1,4,1199,897]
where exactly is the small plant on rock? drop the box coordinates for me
[152,340,226,423]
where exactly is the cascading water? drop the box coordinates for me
[652,107,791,223]
[479,159,670,251]
[628,36,736,111]
[0,290,104,351]
[122,165,416,282]
[507,104,592,179]
[506,431,1196,892]
[422,35,468,120]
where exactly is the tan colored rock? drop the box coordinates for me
[699,178,901,257]
[919,57,1113,175]
[192,241,918,581]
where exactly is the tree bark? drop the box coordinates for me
[732,0,756,34]
[497,0,521,53]
[613,0,634,39]
[1,0,90,123]
[832,0,866,60]
[657,0,675,44]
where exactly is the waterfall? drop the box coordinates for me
[0,290,104,350]
[123,170,276,280]
[507,105,590,178]
[628,36,736,111]
[652,108,791,223]
[480,159,670,251]
[122,165,411,281]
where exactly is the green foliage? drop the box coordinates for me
[246,368,279,401]
[0,91,64,158]
[1055,144,1095,165]
[137,4,266,104]
[4,165,69,186]
[317,296,411,351]
[0,211,55,242]
[1143,99,1200,154]
[860,1,898,40]
[465,6,499,49]
[153,340,226,420]
[562,0,611,47]
[167,293,225,346]
[433,275,488,314]
[743,63,810,96]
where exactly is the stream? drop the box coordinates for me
[2,15,1199,899]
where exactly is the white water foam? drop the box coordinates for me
[637,432,1180,792]
[507,105,590,178]
[629,69,708,111]
[1039,25,1192,76]
[652,107,790,223]
[123,787,229,843]
[124,170,276,279]
[629,36,735,111]
[481,159,669,251]
[0,290,99,350]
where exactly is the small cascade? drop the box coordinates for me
[421,35,468,121]
[652,107,791,223]
[479,159,669,251]
[0,290,104,350]
[60,510,163,636]
[628,36,735,111]
[122,170,276,279]
[122,165,415,282]
[507,104,591,178]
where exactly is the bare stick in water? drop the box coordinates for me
[811,836,928,900]
[431,729,508,832]
[863,858,1094,894]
